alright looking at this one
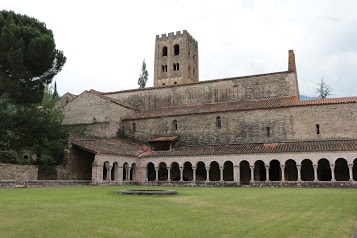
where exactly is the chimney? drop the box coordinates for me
[288,50,296,72]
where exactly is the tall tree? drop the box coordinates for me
[316,78,332,98]
[0,10,66,104]
[138,59,149,88]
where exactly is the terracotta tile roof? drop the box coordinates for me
[71,139,357,157]
[71,139,149,156]
[123,96,357,120]
[143,140,357,157]
[149,136,178,142]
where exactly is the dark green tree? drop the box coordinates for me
[0,10,66,104]
[316,78,332,98]
[138,59,149,88]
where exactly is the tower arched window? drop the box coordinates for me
[172,120,178,130]
[174,44,180,55]
[162,65,167,73]
[173,63,176,71]
[216,116,221,128]
[162,46,168,57]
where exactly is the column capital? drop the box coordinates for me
[219,166,224,170]
[179,166,183,170]
[313,164,318,169]
[265,165,270,169]
[167,166,171,170]
[296,164,302,169]
[330,164,335,169]
[154,167,159,171]
[280,164,285,168]
[205,166,210,170]
[249,165,255,169]
[348,163,354,168]
[192,166,197,170]
[234,165,240,168]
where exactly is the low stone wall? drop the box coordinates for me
[0,164,38,184]
[26,180,92,188]
[0,180,16,188]
[138,181,357,188]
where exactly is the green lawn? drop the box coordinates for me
[0,186,356,238]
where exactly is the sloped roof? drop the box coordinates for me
[122,96,357,120]
[149,136,178,142]
[71,139,149,156]
[86,90,138,110]
[143,139,357,157]
[70,139,357,157]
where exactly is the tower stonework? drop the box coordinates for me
[153,30,199,87]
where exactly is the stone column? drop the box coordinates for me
[280,165,285,182]
[296,164,302,182]
[167,167,171,182]
[106,165,112,181]
[265,165,270,182]
[155,167,159,182]
[250,165,255,183]
[127,167,132,181]
[330,164,336,182]
[179,166,184,182]
[348,164,354,182]
[192,167,197,183]
[205,166,210,182]
[91,161,101,184]
[313,164,318,181]
[118,166,123,182]
[219,166,224,182]
[234,165,240,184]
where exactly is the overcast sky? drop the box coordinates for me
[2,0,357,97]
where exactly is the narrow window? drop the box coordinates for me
[165,65,167,72]
[266,127,271,137]
[216,116,221,128]
[173,63,176,71]
[172,120,178,130]
[176,63,179,70]
[162,46,168,56]
[174,44,180,55]
[162,65,165,73]
[316,124,320,135]
[132,123,136,133]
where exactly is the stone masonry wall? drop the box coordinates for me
[122,102,357,145]
[63,91,135,138]
[104,72,297,109]
[65,146,94,180]
[0,163,38,184]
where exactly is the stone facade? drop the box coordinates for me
[0,163,38,184]
[60,30,357,187]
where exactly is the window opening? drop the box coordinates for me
[132,123,136,133]
[316,124,320,135]
[216,116,221,128]
[172,120,178,130]
[162,46,168,56]
[266,127,271,137]
[174,44,180,55]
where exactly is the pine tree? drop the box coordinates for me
[316,78,332,98]
[138,59,149,88]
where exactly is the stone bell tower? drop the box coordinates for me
[153,30,199,87]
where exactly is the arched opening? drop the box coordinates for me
[216,116,221,128]
[103,161,109,181]
[335,158,349,181]
[254,160,266,181]
[318,159,331,181]
[183,162,193,181]
[123,162,129,181]
[285,159,297,181]
[352,158,357,181]
[269,160,281,181]
[240,160,250,185]
[131,163,137,181]
[196,161,206,181]
[301,159,314,181]
[158,162,168,181]
[172,120,178,130]
[162,46,168,56]
[170,162,180,181]
[147,162,156,181]
[112,162,118,181]
[174,44,180,55]
[223,161,234,181]
[209,161,220,181]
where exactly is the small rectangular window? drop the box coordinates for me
[266,127,271,137]
[316,124,320,135]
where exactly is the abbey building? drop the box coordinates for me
[60,30,357,186]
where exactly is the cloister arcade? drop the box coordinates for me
[92,155,357,185]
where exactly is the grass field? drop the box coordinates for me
[0,186,356,238]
